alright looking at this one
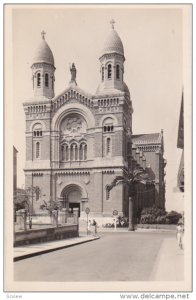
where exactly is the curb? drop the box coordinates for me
[14,236,100,262]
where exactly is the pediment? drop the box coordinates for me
[51,85,93,113]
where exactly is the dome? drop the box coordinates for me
[32,33,54,66]
[101,28,124,57]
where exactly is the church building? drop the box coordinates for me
[23,22,166,218]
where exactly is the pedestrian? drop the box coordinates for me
[176,221,184,249]
[29,217,32,229]
[87,220,91,235]
[92,219,97,236]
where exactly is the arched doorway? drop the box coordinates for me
[61,184,83,217]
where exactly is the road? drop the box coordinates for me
[14,231,174,282]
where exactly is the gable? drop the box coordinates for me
[51,86,93,113]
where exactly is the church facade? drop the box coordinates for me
[23,24,166,218]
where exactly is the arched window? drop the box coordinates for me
[33,123,43,137]
[61,145,65,160]
[79,144,83,161]
[37,73,41,87]
[61,144,69,161]
[52,76,54,90]
[102,66,104,81]
[108,64,112,79]
[36,142,40,159]
[103,117,114,133]
[75,145,78,161]
[70,143,78,161]
[45,73,49,87]
[79,143,87,161]
[70,144,74,161]
[116,65,120,80]
[65,145,69,161]
[106,138,111,155]
[84,144,87,160]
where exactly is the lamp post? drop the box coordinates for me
[113,210,118,231]
[85,207,90,235]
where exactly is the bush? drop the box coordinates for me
[140,206,182,225]
[165,211,182,224]
[117,216,129,227]
[140,206,167,224]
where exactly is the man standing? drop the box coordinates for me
[92,219,97,236]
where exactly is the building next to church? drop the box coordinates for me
[23,23,166,219]
[131,132,166,218]
[177,91,184,192]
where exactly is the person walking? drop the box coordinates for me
[92,219,97,236]
[87,220,91,235]
[176,221,184,249]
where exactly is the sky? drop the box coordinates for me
[10,5,188,212]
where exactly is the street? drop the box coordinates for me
[14,231,176,282]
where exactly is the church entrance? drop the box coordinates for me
[61,184,82,217]
[69,202,80,216]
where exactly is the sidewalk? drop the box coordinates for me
[14,235,100,262]
[150,237,184,281]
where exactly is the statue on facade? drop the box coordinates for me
[69,63,77,85]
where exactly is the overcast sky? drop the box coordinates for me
[11,5,187,211]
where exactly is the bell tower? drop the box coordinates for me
[96,20,126,95]
[31,31,55,99]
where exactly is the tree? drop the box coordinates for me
[40,200,62,227]
[25,186,41,213]
[106,167,154,231]
[41,200,62,214]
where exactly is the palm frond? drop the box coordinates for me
[121,167,130,179]
[133,169,144,178]
[106,176,128,191]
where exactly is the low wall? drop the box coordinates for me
[137,224,176,230]
[14,224,79,247]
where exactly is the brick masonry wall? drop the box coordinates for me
[95,111,124,127]
[114,131,123,156]
[40,135,51,160]
[14,225,78,247]
[50,169,127,216]
[103,172,123,215]
[94,132,103,157]
[26,136,32,161]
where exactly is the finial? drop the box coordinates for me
[41,30,46,40]
[110,19,115,29]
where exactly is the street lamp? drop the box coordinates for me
[85,207,90,235]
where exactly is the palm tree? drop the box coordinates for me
[106,167,154,231]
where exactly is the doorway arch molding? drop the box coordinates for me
[59,181,88,200]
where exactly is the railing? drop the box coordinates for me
[14,209,79,232]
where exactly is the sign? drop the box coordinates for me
[85,207,90,215]
[113,210,118,216]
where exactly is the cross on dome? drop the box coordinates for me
[41,30,46,40]
[110,19,115,29]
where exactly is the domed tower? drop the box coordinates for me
[96,20,128,95]
[31,31,55,99]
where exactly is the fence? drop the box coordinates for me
[14,208,79,232]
